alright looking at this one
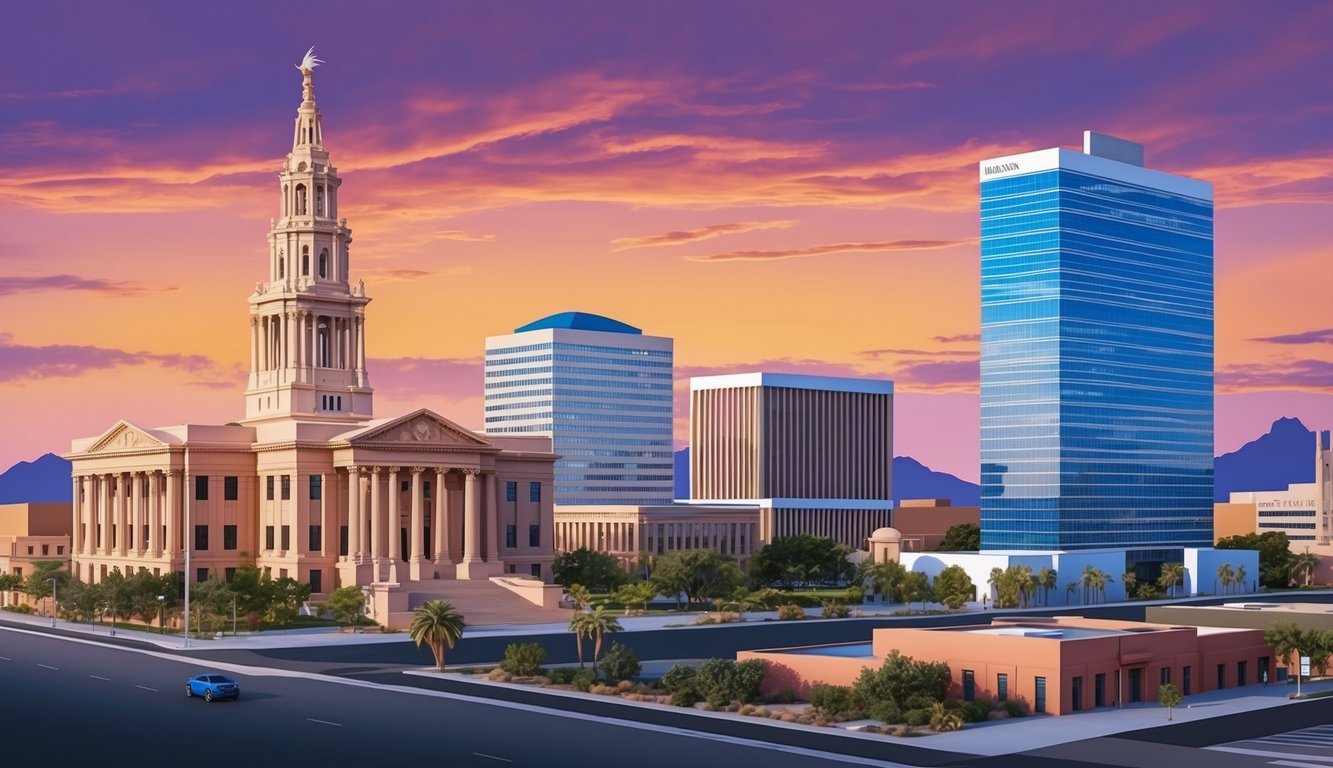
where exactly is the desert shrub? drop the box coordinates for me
[904,708,932,727]
[570,668,596,692]
[960,700,991,723]
[777,604,805,621]
[867,700,903,724]
[670,689,701,707]
[809,684,855,716]
[891,724,917,737]
[904,693,939,711]
[599,642,641,681]
[1000,699,1026,718]
[768,687,797,704]
[486,668,512,682]
[5,604,35,614]
[821,601,850,619]
[547,668,576,685]
[929,701,964,731]
[662,664,699,696]
[499,642,547,676]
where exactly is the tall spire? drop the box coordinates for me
[244,47,373,425]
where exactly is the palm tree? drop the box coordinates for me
[1290,552,1319,587]
[1036,567,1057,606]
[988,567,1004,606]
[568,611,596,669]
[566,583,592,613]
[1122,571,1138,599]
[1080,565,1099,605]
[1066,581,1078,605]
[1158,562,1185,598]
[586,605,623,675]
[1216,563,1235,596]
[408,600,466,671]
[1234,565,1248,595]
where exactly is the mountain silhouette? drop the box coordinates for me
[1214,416,1317,501]
[0,453,74,503]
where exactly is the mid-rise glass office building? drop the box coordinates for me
[485,312,674,505]
[979,132,1214,558]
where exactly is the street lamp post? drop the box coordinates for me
[46,577,57,628]
[156,595,165,634]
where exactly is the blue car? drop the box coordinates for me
[186,673,240,702]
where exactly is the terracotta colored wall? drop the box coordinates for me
[1214,502,1256,541]
[893,503,979,551]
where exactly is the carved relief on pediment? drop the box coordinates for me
[89,424,163,453]
[354,411,489,447]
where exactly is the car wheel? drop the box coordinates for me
[186,685,193,697]
[204,689,213,702]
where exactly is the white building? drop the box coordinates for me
[485,313,674,505]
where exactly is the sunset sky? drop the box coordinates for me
[1,1,1330,481]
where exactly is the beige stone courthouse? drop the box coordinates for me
[65,53,562,627]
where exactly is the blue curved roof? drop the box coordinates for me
[514,312,642,335]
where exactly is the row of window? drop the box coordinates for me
[189,522,544,553]
[504,481,543,503]
[485,352,672,369]
[486,341,669,358]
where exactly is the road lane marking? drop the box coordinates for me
[37,663,58,670]
[90,674,111,681]
[307,718,343,727]
[473,754,511,763]
[0,656,10,660]
[136,685,158,692]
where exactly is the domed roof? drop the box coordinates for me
[869,527,902,542]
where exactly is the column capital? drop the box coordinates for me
[369,466,383,476]
[347,464,363,475]
[410,466,426,475]
[462,468,481,477]
[166,468,183,478]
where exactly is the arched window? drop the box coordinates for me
[302,246,310,276]
[319,248,328,278]
[317,320,330,367]
[295,184,307,216]
[316,185,325,216]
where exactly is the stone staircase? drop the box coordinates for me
[391,579,572,628]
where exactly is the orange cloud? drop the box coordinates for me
[610,220,796,251]
[687,238,970,262]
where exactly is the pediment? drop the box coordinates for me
[87,421,172,453]
[347,409,492,448]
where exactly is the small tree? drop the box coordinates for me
[932,565,975,609]
[568,611,595,669]
[565,583,592,613]
[586,605,622,675]
[612,581,656,615]
[934,523,980,552]
[552,548,628,592]
[323,586,367,628]
[1158,562,1185,598]
[1157,683,1183,720]
[408,599,465,671]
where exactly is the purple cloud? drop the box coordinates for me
[1218,360,1333,392]
[0,334,221,382]
[934,333,980,344]
[687,239,969,263]
[859,348,975,359]
[893,358,980,391]
[0,274,170,297]
[1250,328,1333,345]
[369,356,483,400]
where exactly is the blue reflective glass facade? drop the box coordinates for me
[980,162,1213,552]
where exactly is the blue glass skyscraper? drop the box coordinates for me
[979,132,1214,558]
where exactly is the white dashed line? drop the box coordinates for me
[472,754,512,763]
[0,656,11,661]
[136,685,158,692]
[307,718,343,727]
[37,663,58,670]
[90,674,111,681]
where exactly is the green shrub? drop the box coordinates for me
[670,689,701,707]
[662,664,699,697]
[599,642,641,681]
[820,601,850,619]
[570,668,596,692]
[1000,699,1026,718]
[734,659,767,704]
[777,604,805,621]
[904,693,938,711]
[809,684,855,715]
[904,707,932,727]
[768,687,797,704]
[929,701,964,731]
[4,604,35,614]
[867,700,903,724]
[547,668,576,685]
[960,700,991,723]
[499,642,547,676]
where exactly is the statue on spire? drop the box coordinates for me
[296,46,324,74]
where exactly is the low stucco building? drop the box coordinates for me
[742,616,1274,715]
[554,503,760,571]
[892,498,979,552]
[0,503,73,608]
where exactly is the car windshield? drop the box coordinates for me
[207,676,230,683]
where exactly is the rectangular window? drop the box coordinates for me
[57,545,64,555]
[224,476,238,501]
[265,526,275,550]
[1159,667,1171,686]
[530,482,541,502]
[26,545,33,555]
[1072,676,1084,712]
[1034,677,1047,713]
[309,525,321,552]
[505,524,517,549]
[339,525,349,556]
[506,481,517,502]
[194,475,209,501]
[401,480,409,492]
[1094,673,1105,707]
[1217,663,1226,689]
[423,481,432,499]
[266,475,275,501]
[962,670,975,702]
[196,568,208,583]
[530,563,542,579]
[997,673,1008,701]
[281,525,291,551]
[223,525,237,550]
[310,475,322,500]
[1183,666,1191,696]
[310,569,323,594]
[529,524,540,548]
[41,544,49,555]
[1238,660,1247,687]
[281,475,291,500]
[224,567,236,583]
[194,524,208,551]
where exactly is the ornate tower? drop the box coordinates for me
[244,49,373,424]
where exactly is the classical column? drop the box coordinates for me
[460,470,482,576]
[369,467,382,578]
[318,470,328,555]
[433,469,449,566]
[409,467,426,580]
[295,311,306,381]
[387,467,400,560]
[485,472,500,564]
[346,466,361,562]
[93,475,106,555]
[71,476,82,557]
[165,470,180,558]
[148,471,161,558]
[249,316,259,376]
[356,315,366,373]
[112,473,125,556]
[129,472,143,555]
